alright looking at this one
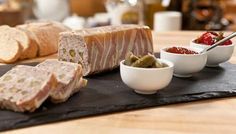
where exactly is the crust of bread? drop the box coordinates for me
[16,27,39,59]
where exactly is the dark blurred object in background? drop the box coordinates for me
[143,0,235,30]
[143,0,167,29]
[70,0,106,17]
[69,0,236,30]
[0,0,34,26]
[105,0,144,25]
[0,0,235,30]
[0,0,24,26]
[182,0,232,30]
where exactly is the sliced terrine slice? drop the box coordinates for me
[36,59,87,103]
[0,65,57,112]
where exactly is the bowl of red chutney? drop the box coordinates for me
[160,46,207,78]
[190,31,235,67]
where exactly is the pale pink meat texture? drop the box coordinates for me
[0,65,57,112]
[36,59,86,103]
[58,25,153,76]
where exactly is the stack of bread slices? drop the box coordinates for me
[0,21,70,63]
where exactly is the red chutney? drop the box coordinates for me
[195,32,232,46]
[166,47,198,54]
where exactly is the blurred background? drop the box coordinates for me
[0,0,236,31]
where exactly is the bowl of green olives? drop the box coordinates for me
[120,52,174,95]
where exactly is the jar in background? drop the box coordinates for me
[143,0,167,29]
[105,0,144,25]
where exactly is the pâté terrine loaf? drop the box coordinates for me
[0,65,57,112]
[58,25,153,76]
[36,59,87,103]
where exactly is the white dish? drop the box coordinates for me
[190,40,235,67]
[120,59,174,95]
[160,46,207,77]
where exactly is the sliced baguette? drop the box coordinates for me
[0,25,38,60]
[18,21,70,56]
[16,27,39,60]
[0,37,22,63]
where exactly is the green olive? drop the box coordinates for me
[79,52,83,58]
[59,74,65,79]
[30,81,41,87]
[9,87,20,93]
[17,78,25,83]
[21,90,28,95]
[3,75,12,81]
[61,58,67,61]
[69,49,76,57]
[63,48,67,54]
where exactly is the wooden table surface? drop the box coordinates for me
[2,31,236,134]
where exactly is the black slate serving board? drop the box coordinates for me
[0,60,236,132]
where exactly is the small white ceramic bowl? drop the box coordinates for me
[120,58,174,95]
[160,46,207,78]
[190,40,235,67]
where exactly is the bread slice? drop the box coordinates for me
[36,59,86,103]
[0,25,38,60]
[0,37,22,63]
[18,21,70,56]
[16,27,39,59]
[0,65,57,112]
